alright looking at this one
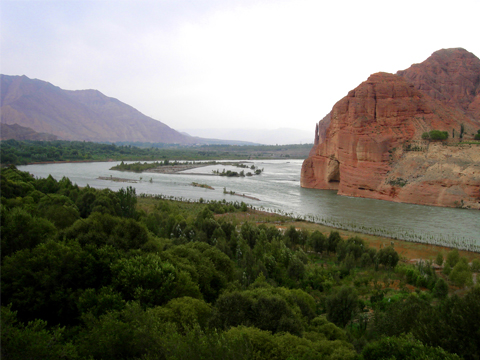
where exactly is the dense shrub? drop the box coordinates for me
[422,130,449,140]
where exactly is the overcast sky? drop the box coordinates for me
[2,0,480,134]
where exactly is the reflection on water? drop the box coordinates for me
[19,159,479,249]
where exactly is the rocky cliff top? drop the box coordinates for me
[397,48,480,121]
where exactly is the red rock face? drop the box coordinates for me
[301,50,480,209]
[397,48,480,122]
[303,73,434,190]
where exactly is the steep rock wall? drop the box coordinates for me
[301,70,479,209]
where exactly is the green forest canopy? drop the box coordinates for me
[1,165,479,360]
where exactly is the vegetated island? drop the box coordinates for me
[110,160,217,173]
[191,182,214,190]
[97,176,138,183]
[110,160,264,177]
[212,163,263,177]
[2,165,480,360]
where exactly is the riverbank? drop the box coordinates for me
[19,159,479,248]
[25,159,112,165]
[136,195,480,260]
[218,208,480,261]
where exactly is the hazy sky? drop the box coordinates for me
[2,0,480,133]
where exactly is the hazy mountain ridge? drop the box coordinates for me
[0,75,195,144]
[0,75,312,145]
[0,123,58,141]
[182,128,313,145]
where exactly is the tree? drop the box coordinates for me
[429,130,448,140]
[37,194,80,229]
[111,253,200,307]
[435,251,444,266]
[240,222,260,249]
[475,129,480,140]
[446,249,460,268]
[76,302,166,359]
[1,240,89,325]
[76,286,126,318]
[151,297,212,332]
[90,189,121,216]
[308,230,327,253]
[287,256,306,281]
[433,278,449,299]
[1,305,79,360]
[360,252,373,267]
[326,286,359,328]
[423,130,449,141]
[252,296,303,335]
[1,206,56,259]
[61,212,150,250]
[117,186,137,218]
[285,225,300,247]
[75,186,98,218]
[412,286,480,359]
[471,258,480,272]
[326,231,342,254]
[449,258,473,287]
[362,333,460,360]
[376,246,399,270]
[35,174,60,194]
[164,242,234,303]
[373,294,431,337]
[210,291,255,329]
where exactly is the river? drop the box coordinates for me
[18,159,479,250]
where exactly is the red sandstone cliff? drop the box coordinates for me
[397,48,480,122]
[301,49,480,209]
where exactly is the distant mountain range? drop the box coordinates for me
[0,75,198,144]
[1,123,59,141]
[181,128,313,145]
[0,75,312,145]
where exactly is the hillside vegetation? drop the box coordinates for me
[1,166,479,359]
[0,139,312,166]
